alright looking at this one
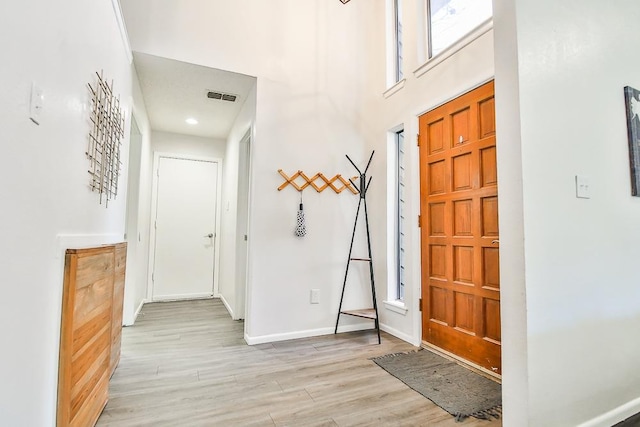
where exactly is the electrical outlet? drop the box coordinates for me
[576,175,590,199]
[310,289,319,304]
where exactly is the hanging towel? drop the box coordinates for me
[295,195,307,237]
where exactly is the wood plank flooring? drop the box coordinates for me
[97,299,501,426]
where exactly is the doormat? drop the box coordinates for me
[371,350,502,421]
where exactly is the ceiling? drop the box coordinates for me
[133,52,256,140]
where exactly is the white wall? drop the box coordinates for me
[121,0,380,342]
[492,0,529,424]
[0,0,133,425]
[151,131,226,159]
[366,1,496,346]
[119,0,492,348]
[123,64,153,326]
[218,82,256,320]
[2,0,633,425]
[120,2,640,425]
[494,1,640,425]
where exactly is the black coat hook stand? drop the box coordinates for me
[334,151,380,344]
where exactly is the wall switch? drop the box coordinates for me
[575,175,590,199]
[310,289,319,304]
[29,82,44,125]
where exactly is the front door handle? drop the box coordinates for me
[204,233,214,238]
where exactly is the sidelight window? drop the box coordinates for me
[395,129,406,301]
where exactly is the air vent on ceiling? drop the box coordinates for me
[207,91,237,102]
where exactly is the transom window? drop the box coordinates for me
[427,0,492,58]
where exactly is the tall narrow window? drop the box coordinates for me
[394,0,404,81]
[427,0,492,58]
[395,130,406,300]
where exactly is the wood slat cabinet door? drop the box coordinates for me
[419,81,501,374]
[58,245,121,427]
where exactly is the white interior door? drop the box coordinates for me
[153,156,219,300]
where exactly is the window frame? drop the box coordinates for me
[395,129,406,301]
[426,0,493,60]
[394,0,403,82]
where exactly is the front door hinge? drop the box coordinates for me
[418,215,422,228]
[152,272,155,282]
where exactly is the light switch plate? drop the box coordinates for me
[576,175,590,199]
[29,82,44,125]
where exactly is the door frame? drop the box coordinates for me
[235,130,252,320]
[146,152,224,301]
[412,77,498,364]
[123,115,143,325]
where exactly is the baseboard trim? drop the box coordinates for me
[578,396,640,427]
[123,299,147,326]
[151,293,214,302]
[219,294,235,319]
[132,299,146,323]
[244,323,373,345]
[379,323,419,346]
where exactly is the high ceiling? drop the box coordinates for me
[133,52,256,140]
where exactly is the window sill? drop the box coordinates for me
[384,300,408,316]
[383,79,406,99]
[414,18,493,79]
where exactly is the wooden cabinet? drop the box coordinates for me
[57,243,127,427]
[110,243,126,377]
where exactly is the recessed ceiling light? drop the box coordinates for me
[186,118,198,125]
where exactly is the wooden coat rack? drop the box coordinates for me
[277,170,358,194]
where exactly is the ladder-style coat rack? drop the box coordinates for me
[334,151,380,344]
[277,170,359,194]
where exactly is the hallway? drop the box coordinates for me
[96,300,501,426]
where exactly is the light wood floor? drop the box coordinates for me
[97,299,502,427]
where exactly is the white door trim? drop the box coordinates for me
[147,152,224,301]
[236,129,252,320]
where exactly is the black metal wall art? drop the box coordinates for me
[87,71,125,207]
[624,86,640,196]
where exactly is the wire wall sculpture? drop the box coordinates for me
[87,71,125,207]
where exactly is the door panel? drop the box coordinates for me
[419,81,501,374]
[153,157,218,300]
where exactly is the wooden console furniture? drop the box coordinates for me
[57,243,127,427]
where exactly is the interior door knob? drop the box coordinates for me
[491,240,499,244]
[204,233,214,238]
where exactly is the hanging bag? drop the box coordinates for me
[295,194,307,237]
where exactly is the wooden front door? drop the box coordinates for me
[419,81,501,374]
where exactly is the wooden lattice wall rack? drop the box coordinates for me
[277,170,359,194]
